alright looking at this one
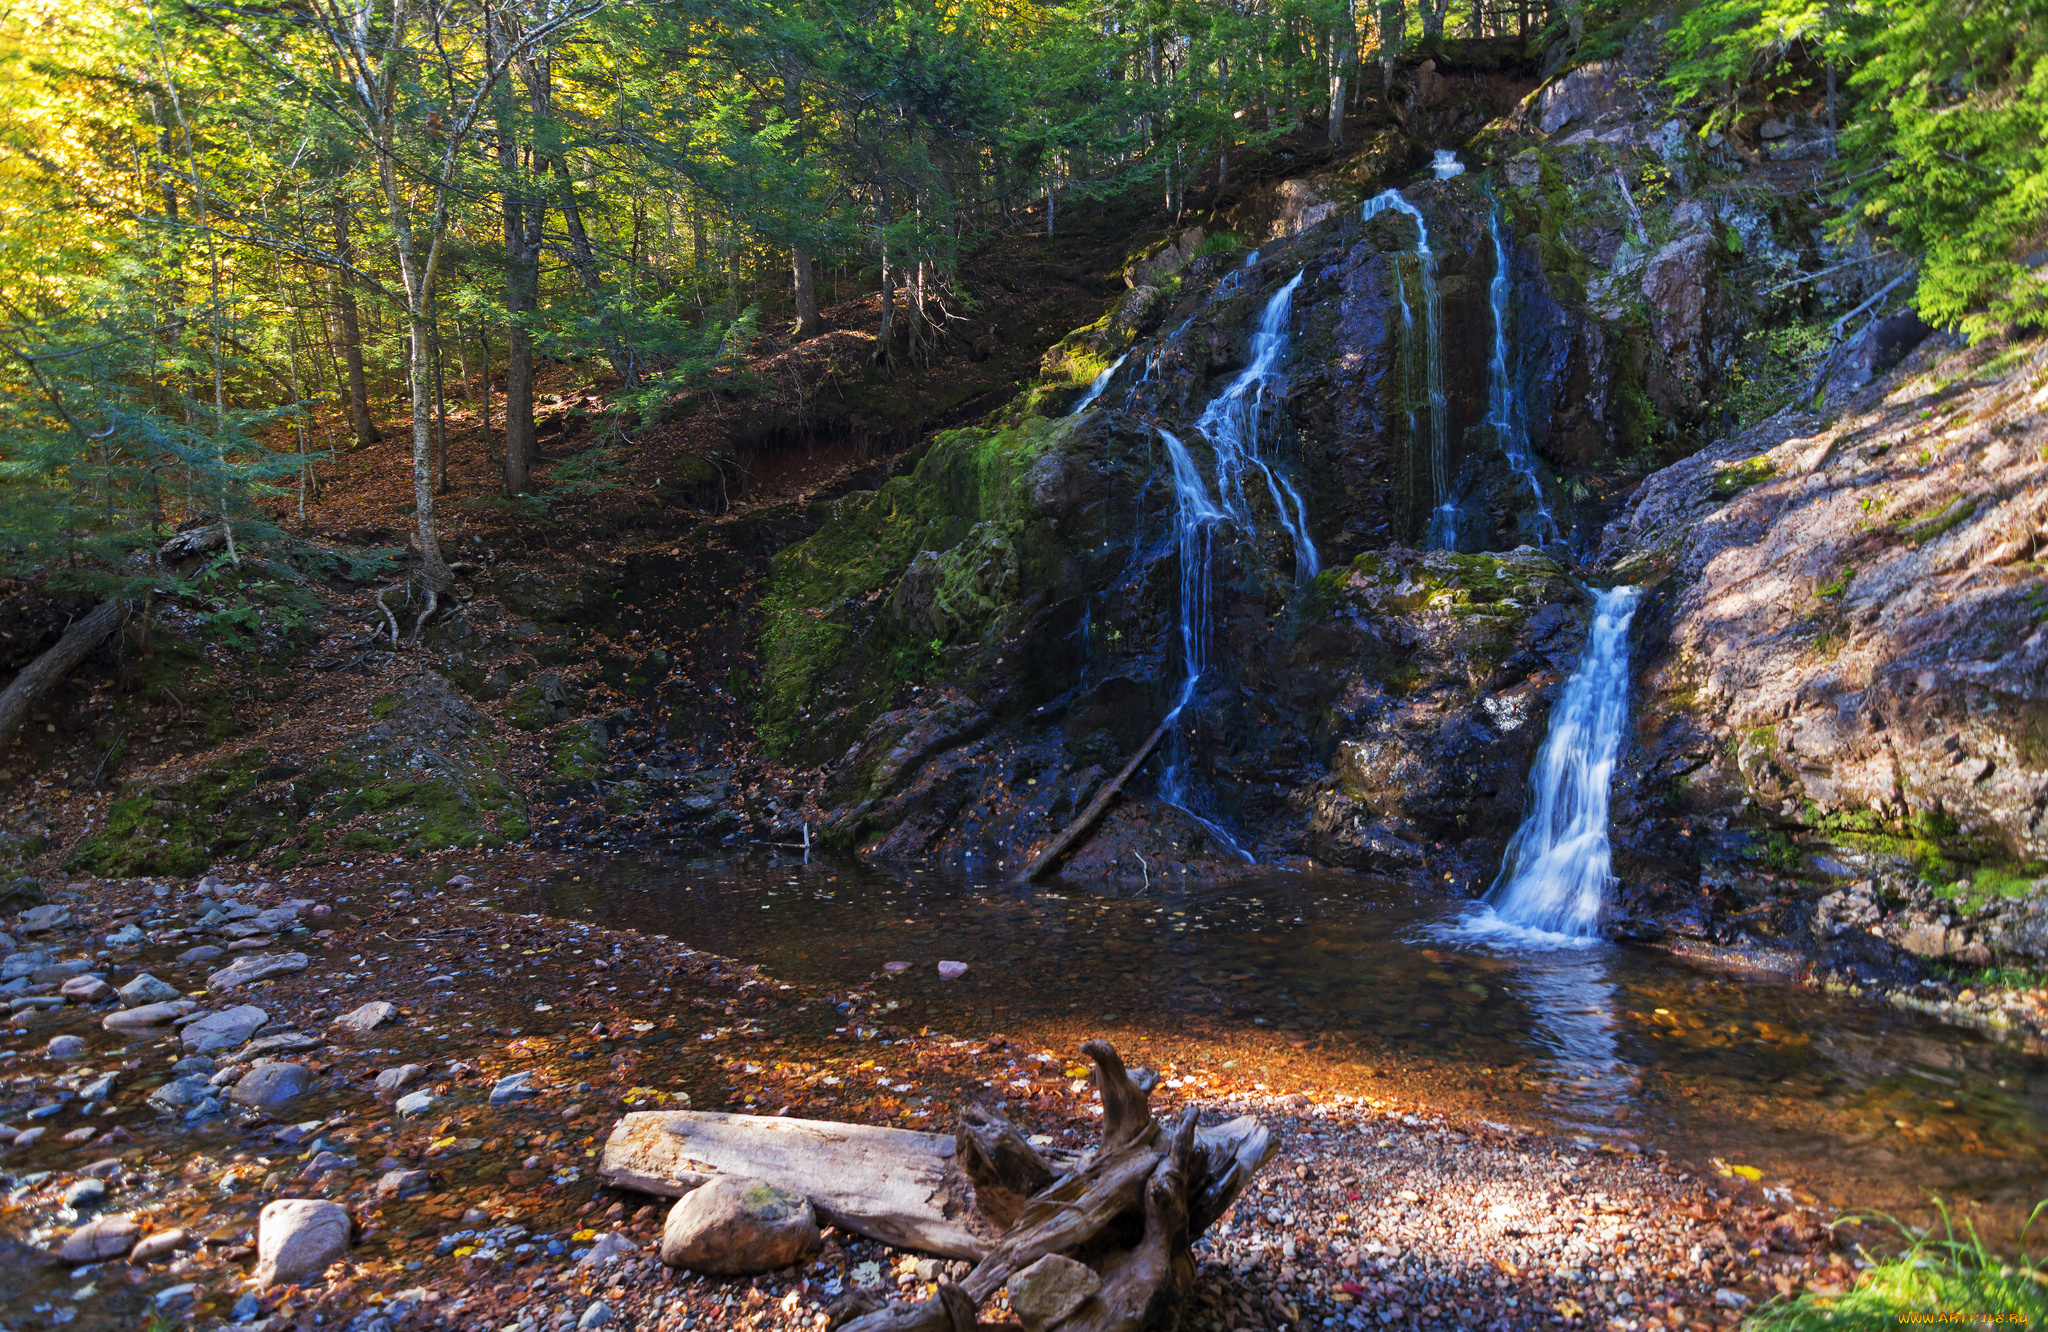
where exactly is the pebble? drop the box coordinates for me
[63,1178,107,1210]
[377,1169,432,1199]
[103,1000,196,1030]
[178,944,226,964]
[937,960,969,979]
[395,1089,436,1117]
[46,1033,86,1058]
[578,1299,616,1329]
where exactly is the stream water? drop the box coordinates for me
[510,856,2048,1243]
[1363,191,1455,548]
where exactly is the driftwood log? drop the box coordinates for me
[599,1040,1273,1332]
[1019,716,1173,881]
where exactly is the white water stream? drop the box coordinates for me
[1068,352,1129,415]
[1152,269,1319,861]
[1485,202,1560,544]
[1463,584,1642,945]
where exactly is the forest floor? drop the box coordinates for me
[2,869,1860,1332]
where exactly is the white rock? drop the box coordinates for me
[576,1230,641,1268]
[489,1071,537,1105]
[394,1089,436,1118]
[937,960,969,979]
[128,1227,190,1263]
[46,1034,86,1058]
[334,1000,397,1033]
[254,1198,352,1286]
[578,1300,615,1329]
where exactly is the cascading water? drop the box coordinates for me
[1149,270,1318,863]
[1362,190,1454,548]
[1431,149,1465,179]
[1464,585,1642,944]
[1069,352,1129,416]
[1485,201,1560,544]
[1189,270,1319,581]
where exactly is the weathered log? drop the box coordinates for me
[956,1104,1058,1230]
[1019,716,1174,881]
[598,1110,1031,1258]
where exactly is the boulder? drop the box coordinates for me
[1009,1253,1104,1331]
[104,1000,197,1031]
[57,1213,140,1263]
[17,903,69,933]
[181,1004,268,1053]
[659,1176,821,1275]
[254,1198,352,1286]
[206,951,309,992]
[117,973,182,1007]
[231,1062,313,1111]
[335,1000,397,1033]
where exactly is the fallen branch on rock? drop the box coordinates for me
[1019,717,1174,881]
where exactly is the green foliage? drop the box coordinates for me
[1666,0,2048,337]
[1745,1204,2048,1331]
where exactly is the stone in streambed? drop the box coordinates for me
[659,1176,820,1275]
[47,1034,86,1058]
[59,974,111,1003]
[489,1070,537,1105]
[372,1064,427,1102]
[178,945,224,965]
[231,1062,313,1111]
[128,1227,190,1263]
[937,960,968,979]
[394,1089,436,1118]
[206,951,308,992]
[376,1168,431,1199]
[104,1000,197,1031]
[334,1000,397,1033]
[254,1198,352,1286]
[57,1213,140,1262]
[182,1004,267,1052]
[1009,1253,1104,1331]
[117,973,182,1007]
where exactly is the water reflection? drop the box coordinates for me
[500,854,2048,1240]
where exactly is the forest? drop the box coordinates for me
[1,0,2046,1328]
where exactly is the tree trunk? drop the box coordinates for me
[0,601,125,761]
[331,201,379,450]
[493,19,540,495]
[786,60,823,340]
[1380,0,1405,90]
[1329,7,1354,147]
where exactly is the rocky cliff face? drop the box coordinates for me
[1601,336,2048,970]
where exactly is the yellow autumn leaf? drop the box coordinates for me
[1554,1297,1584,1320]
[572,1229,597,1242]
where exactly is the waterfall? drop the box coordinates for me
[1485,202,1560,544]
[1147,271,1317,864]
[1190,269,1319,581]
[1363,190,1455,548]
[1469,585,1642,944]
[1069,352,1129,416]
[1431,149,1465,179]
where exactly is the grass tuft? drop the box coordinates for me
[1746,1203,2048,1330]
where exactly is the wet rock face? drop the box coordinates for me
[1300,549,1590,880]
[1604,337,2048,890]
